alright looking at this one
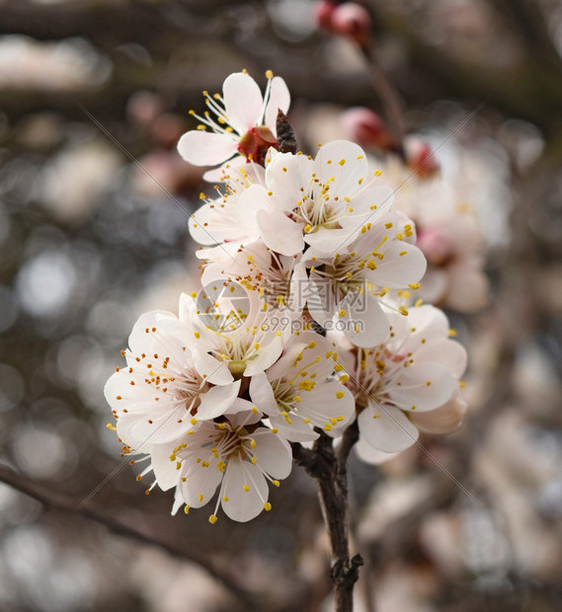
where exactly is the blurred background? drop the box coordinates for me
[0,1,561,610]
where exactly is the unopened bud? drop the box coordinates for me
[313,0,338,31]
[416,229,451,266]
[341,107,392,149]
[331,3,371,46]
[406,138,440,179]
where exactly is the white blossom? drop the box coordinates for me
[332,303,467,455]
[236,140,396,256]
[303,208,426,347]
[179,289,290,385]
[164,404,292,522]
[250,331,355,441]
[177,70,290,171]
[104,310,241,446]
[202,241,308,316]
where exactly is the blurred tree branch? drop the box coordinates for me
[2,0,561,145]
[0,463,261,610]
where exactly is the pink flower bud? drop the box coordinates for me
[313,0,338,31]
[341,107,392,149]
[416,229,452,266]
[406,138,440,178]
[331,3,371,46]
[127,91,164,128]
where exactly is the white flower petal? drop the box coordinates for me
[250,429,292,479]
[221,459,269,522]
[265,76,291,131]
[249,371,280,416]
[244,335,284,376]
[409,392,467,434]
[297,380,356,435]
[197,381,241,420]
[388,362,456,412]
[354,438,400,464]
[180,457,223,509]
[414,338,467,379]
[151,443,180,491]
[367,241,427,288]
[358,404,418,453]
[314,140,369,197]
[177,130,238,166]
[257,208,304,256]
[223,72,264,134]
[342,293,389,348]
[192,350,234,385]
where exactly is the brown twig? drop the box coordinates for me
[359,43,407,161]
[293,431,363,612]
[0,463,260,609]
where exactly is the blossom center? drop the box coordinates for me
[238,126,277,165]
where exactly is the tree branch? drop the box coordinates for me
[0,463,260,609]
[293,433,363,611]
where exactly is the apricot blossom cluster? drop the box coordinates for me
[105,71,469,522]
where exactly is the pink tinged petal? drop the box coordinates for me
[388,362,456,412]
[197,381,241,420]
[358,404,418,453]
[409,393,467,435]
[342,293,389,348]
[223,72,264,134]
[355,437,400,464]
[177,130,238,167]
[151,443,181,491]
[367,241,427,288]
[250,429,292,479]
[415,339,467,379]
[264,76,291,131]
[257,209,305,256]
[221,459,269,522]
[314,140,369,196]
[249,371,280,416]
